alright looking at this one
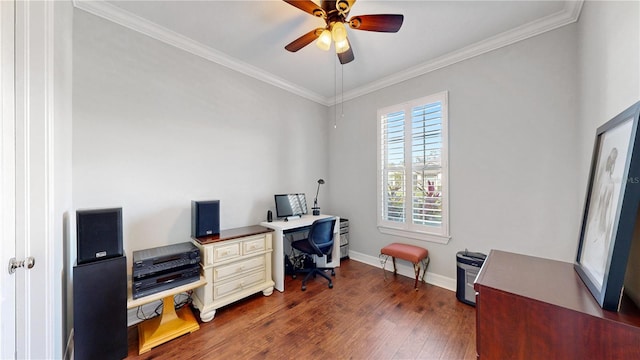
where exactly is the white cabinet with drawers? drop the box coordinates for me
[191,226,275,322]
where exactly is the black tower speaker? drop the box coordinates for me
[73,255,127,360]
[191,200,220,237]
[76,208,123,264]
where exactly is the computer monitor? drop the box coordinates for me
[274,194,308,218]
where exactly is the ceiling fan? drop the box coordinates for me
[283,0,404,65]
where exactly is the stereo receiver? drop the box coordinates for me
[132,266,200,299]
[133,242,200,279]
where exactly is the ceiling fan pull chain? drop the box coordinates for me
[341,63,344,119]
[334,56,338,128]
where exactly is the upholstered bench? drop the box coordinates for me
[380,243,429,289]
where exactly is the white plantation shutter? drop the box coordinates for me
[411,102,443,227]
[377,92,449,243]
[381,110,405,222]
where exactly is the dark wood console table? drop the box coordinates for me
[474,250,640,359]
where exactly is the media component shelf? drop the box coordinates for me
[191,225,275,322]
[127,276,206,354]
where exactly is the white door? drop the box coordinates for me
[1,1,57,358]
[1,1,18,358]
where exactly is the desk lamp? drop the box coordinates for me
[312,179,325,216]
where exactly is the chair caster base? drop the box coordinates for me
[328,282,333,289]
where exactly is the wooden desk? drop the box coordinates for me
[127,276,206,354]
[260,214,340,292]
[474,250,640,359]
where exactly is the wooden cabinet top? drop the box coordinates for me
[192,225,273,245]
[475,250,640,327]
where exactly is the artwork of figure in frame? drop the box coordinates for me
[576,101,640,311]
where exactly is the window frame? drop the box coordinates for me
[376,91,450,244]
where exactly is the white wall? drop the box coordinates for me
[72,10,329,267]
[328,24,581,280]
[577,1,640,183]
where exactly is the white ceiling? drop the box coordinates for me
[74,0,583,105]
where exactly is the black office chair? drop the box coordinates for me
[291,217,337,291]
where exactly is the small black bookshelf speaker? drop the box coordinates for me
[76,208,123,265]
[191,200,220,238]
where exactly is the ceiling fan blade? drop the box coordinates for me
[284,0,325,17]
[349,14,404,32]
[337,39,354,64]
[285,28,323,52]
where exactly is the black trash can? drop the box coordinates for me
[456,250,487,306]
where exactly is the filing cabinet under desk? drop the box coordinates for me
[339,218,349,259]
[190,225,275,322]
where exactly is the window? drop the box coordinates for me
[377,92,449,243]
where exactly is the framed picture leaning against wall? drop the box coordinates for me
[575,101,640,311]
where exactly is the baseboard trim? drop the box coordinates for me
[347,250,456,292]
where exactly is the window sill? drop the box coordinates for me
[378,226,451,244]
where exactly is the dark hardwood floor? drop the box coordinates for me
[125,259,477,359]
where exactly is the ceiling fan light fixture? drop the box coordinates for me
[335,38,350,54]
[337,0,350,14]
[316,29,332,51]
[331,22,348,43]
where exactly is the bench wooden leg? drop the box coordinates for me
[413,262,420,290]
[421,257,430,283]
[379,254,390,280]
[379,255,400,279]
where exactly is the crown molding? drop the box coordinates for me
[329,0,584,105]
[73,0,582,108]
[72,0,331,106]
